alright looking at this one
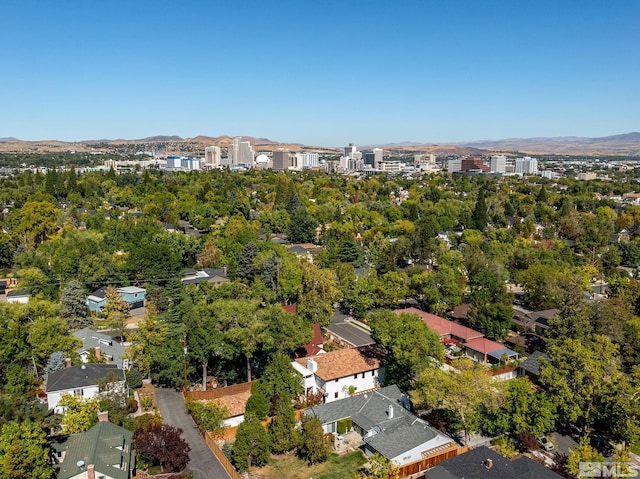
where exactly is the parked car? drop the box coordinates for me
[590,436,615,457]
[538,436,555,452]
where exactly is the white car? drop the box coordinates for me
[538,436,554,452]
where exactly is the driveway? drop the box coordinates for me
[155,387,231,479]
[327,311,374,347]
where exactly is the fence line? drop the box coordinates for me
[202,430,242,479]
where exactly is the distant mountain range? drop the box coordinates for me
[457,132,640,156]
[0,133,639,156]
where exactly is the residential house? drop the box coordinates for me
[305,385,465,476]
[394,307,518,365]
[6,290,31,304]
[287,243,319,262]
[73,328,127,369]
[424,444,561,479]
[294,323,325,358]
[86,286,146,314]
[181,268,230,287]
[53,414,136,479]
[46,363,126,413]
[292,346,385,403]
[463,337,518,365]
[517,350,550,386]
[512,306,557,335]
[396,307,483,344]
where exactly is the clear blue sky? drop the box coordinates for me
[2,1,639,146]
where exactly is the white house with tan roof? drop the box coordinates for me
[292,346,385,403]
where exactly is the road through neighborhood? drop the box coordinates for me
[155,387,231,479]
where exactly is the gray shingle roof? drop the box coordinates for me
[46,364,124,393]
[74,328,125,368]
[306,385,453,460]
[54,421,135,479]
[425,445,562,479]
[518,351,550,377]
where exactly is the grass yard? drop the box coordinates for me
[252,451,367,479]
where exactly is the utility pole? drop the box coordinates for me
[183,334,188,392]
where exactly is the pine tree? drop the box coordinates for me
[61,279,89,330]
[232,415,271,471]
[470,187,489,231]
[298,415,330,465]
[268,395,298,453]
[262,253,279,291]
[237,242,258,283]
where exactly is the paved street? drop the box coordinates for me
[327,311,374,347]
[155,387,231,479]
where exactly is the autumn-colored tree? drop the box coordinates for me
[133,423,190,473]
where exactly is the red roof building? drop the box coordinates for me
[395,307,484,343]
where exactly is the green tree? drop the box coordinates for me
[232,414,271,471]
[0,420,54,479]
[57,394,99,434]
[470,187,488,231]
[245,380,270,420]
[297,261,340,327]
[298,415,330,465]
[185,399,228,438]
[367,309,444,391]
[539,335,620,425]
[412,358,499,441]
[567,436,604,477]
[288,207,318,244]
[237,241,258,283]
[268,395,298,453]
[61,279,89,329]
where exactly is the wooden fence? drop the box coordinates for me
[202,430,243,479]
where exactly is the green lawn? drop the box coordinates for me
[253,451,367,479]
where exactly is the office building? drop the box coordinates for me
[204,146,222,168]
[373,148,384,168]
[364,152,376,167]
[273,149,290,171]
[302,152,319,168]
[344,144,357,159]
[240,141,254,165]
[461,157,489,172]
[515,156,538,175]
[448,159,462,172]
[490,155,507,173]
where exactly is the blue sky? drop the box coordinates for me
[2,1,639,146]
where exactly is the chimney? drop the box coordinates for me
[485,459,493,469]
[307,359,318,373]
[65,357,72,368]
[87,464,95,479]
[387,405,394,419]
[98,411,109,423]
[95,346,101,361]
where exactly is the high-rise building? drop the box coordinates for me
[301,152,319,168]
[448,159,462,172]
[373,148,384,168]
[515,156,538,174]
[364,152,376,166]
[273,149,290,171]
[461,157,489,172]
[490,155,506,173]
[344,144,357,159]
[227,137,241,165]
[204,146,222,168]
[239,141,254,165]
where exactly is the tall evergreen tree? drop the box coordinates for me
[237,242,258,282]
[232,414,271,471]
[298,415,330,465]
[268,395,298,453]
[470,186,489,231]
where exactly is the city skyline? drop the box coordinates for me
[3,1,639,146]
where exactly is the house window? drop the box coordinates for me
[334,392,338,399]
[371,371,375,377]
[73,389,84,396]
[361,372,365,379]
[354,374,358,379]
[335,379,338,383]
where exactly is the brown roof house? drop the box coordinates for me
[292,346,385,403]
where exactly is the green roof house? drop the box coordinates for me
[53,415,136,479]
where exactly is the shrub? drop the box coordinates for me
[337,417,352,434]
